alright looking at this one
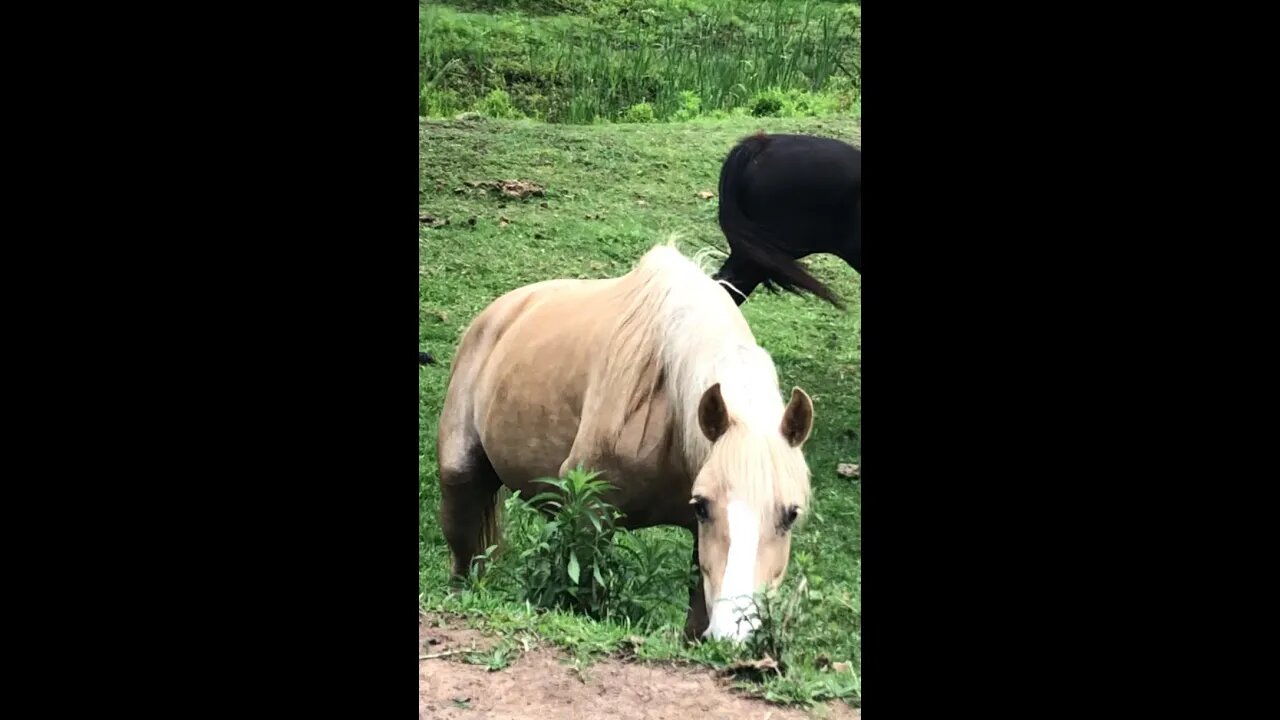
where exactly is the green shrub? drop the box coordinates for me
[481,465,688,628]
[750,89,786,117]
[621,101,656,123]
[422,87,464,118]
[672,90,703,121]
[748,87,850,119]
[479,88,522,118]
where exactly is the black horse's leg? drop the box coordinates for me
[711,253,766,306]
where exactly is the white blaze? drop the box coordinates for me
[704,499,762,642]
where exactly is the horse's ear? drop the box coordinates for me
[780,387,814,447]
[698,383,731,442]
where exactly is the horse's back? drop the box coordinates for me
[744,134,859,208]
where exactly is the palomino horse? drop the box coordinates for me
[437,244,815,641]
[711,132,861,309]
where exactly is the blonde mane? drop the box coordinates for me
[595,243,812,517]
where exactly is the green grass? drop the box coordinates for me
[420,0,861,123]
[419,114,861,707]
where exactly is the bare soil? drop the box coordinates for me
[420,613,859,720]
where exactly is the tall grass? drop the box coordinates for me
[419,0,861,123]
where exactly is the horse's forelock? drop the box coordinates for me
[699,424,812,523]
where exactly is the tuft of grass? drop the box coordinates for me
[464,641,518,671]
[726,570,861,707]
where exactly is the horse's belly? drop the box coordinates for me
[480,394,582,494]
[475,324,595,493]
[484,375,692,528]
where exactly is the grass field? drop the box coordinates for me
[420,0,861,123]
[419,113,861,707]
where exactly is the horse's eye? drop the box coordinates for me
[691,496,710,523]
[780,504,800,532]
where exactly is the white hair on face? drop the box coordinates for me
[704,498,762,641]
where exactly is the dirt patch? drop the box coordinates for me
[419,615,503,658]
[455,180,547,200]
[420,613,859,720]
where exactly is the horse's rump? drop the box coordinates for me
[716,132,861,307]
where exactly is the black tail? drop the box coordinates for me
[419,351,436,365]
[717,133,844,309]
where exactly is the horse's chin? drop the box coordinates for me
[702,625,756,644]
[702,605,761,643]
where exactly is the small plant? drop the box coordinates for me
[742,574,810,671]
[749,89,786,117]
[498,465,687,627]
[462,542,501,592]
[422,87,464,118]
[505,466,625,617]
[465,642,516,672]
[672,90,703,121]
[716,569,861,708]
[621,101,656,123]
[479,88,522,119]
[567,654,593,683]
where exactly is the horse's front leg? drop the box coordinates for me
[683,531,709,639]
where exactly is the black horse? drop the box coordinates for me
[711,132,861,309]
